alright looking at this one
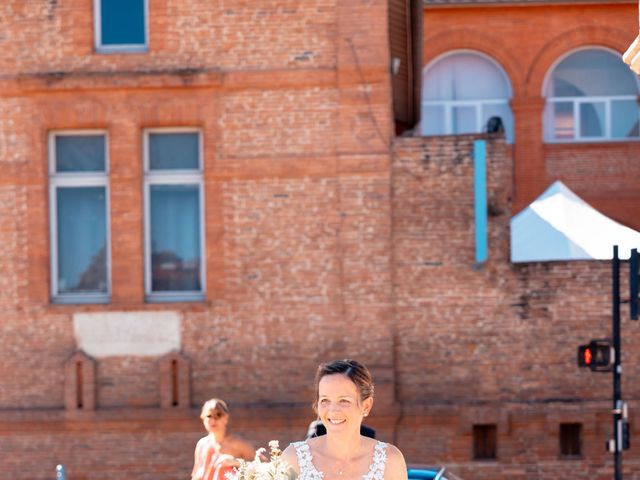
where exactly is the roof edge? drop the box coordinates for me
[424,0,635,8]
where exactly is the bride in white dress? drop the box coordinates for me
[282,359,408,480]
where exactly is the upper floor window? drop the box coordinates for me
[143,129,205,303]
[49,131,111,304]
[421,51,514,143]
[544,48,640,142]
[94,0,148,53]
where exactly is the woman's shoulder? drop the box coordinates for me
[283,438,309,451]
[378,442,407,480]
[282,441,304,473]
[195,435,211,449]
[381,442,404,458]
[222,434,255,459]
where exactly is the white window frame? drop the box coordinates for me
[543,46,640,143]
[143,128,206,303]
[94,0,149,54]
[545,95,640,142]
[49,130,111,304]
[421,99,511,136]
[420,50,514,142]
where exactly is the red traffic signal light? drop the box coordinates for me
[579,345,593,366]
[577,340,614,371]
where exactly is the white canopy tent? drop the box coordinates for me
[511,181,640,262]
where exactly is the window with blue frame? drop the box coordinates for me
[95,0,147,52]
[49,132,111,304]
[143,129,205,302]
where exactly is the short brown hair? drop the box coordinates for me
[200,398,230,419]
[314,359,374,408]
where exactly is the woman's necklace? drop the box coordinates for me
[337,458,348,476]
[333,442,361,476]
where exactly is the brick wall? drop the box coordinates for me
[0,1,395,478]
[545,142,640,228]
[392,135,640,479]
[422,3,640,228]
[0,1,338,74]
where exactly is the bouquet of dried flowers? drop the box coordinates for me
[226,440,296,480]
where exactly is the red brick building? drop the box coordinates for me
[1,1,639,479]
[624,1,640,73]
[417,0,640,229]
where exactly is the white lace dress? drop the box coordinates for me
[292,440,388,480]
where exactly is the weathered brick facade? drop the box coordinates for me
[422,1,640,228]
[1,1,639,479]
[393,135,640,479]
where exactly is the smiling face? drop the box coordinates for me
[317,373,373,433]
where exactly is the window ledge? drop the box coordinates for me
[545,138,640,145]
[145,293,206,304]
[52,295,111,305]
[95,45,149,55]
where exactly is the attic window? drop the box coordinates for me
[95,0,148,53]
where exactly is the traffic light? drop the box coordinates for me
[577,340,614,372]
[622,420,631,450]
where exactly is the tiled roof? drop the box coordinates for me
[424,0,634,6]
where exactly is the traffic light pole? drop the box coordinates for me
[612,246,622,480]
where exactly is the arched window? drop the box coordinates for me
[544,47,640,142]
[420,51,514,142]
